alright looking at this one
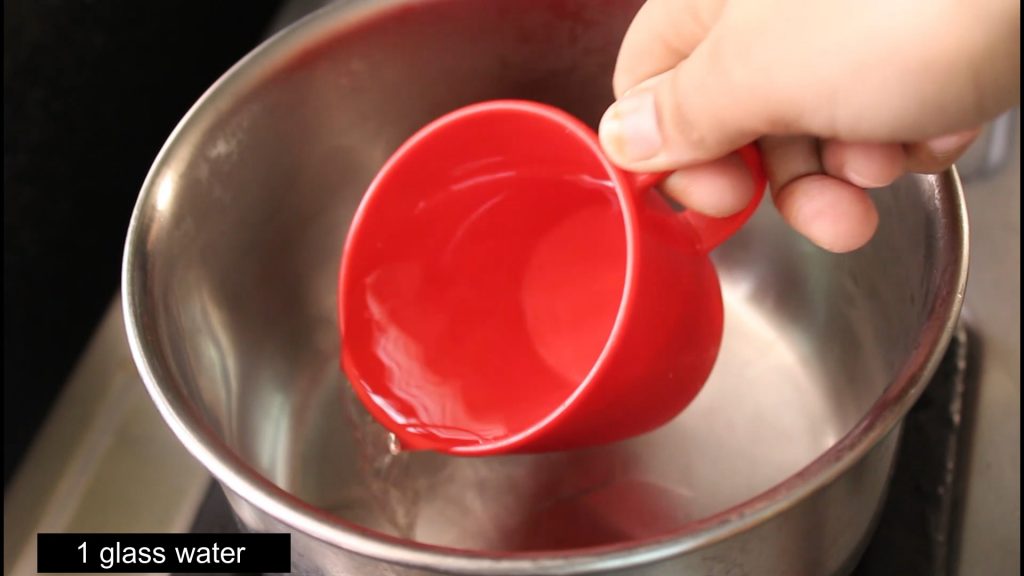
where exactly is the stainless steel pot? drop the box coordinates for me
[122,0,969,574]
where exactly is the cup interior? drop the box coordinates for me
[341,103,631,450]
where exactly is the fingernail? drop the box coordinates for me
[926,129,979,156]
[599,91,663,164]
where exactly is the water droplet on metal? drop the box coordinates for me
[388,433,402,456]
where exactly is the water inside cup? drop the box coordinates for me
[343,169,627,450]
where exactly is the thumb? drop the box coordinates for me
[599,31,772,172]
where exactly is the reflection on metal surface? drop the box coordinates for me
[186,324,977,575]
[156,174,177,213]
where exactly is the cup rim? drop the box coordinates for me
[122,1,971,573]
[338,99,644,455]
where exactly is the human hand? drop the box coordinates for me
[599,0,1020,252]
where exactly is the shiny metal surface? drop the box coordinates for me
[121,0,969,574]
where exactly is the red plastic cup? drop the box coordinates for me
[339,100,765,455]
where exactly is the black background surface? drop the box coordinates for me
[4,0,285,484]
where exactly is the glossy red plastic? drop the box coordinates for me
[338,100,766,455]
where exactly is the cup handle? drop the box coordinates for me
[630,144,768,252]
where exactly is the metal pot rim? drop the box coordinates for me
[121,1,970,573]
